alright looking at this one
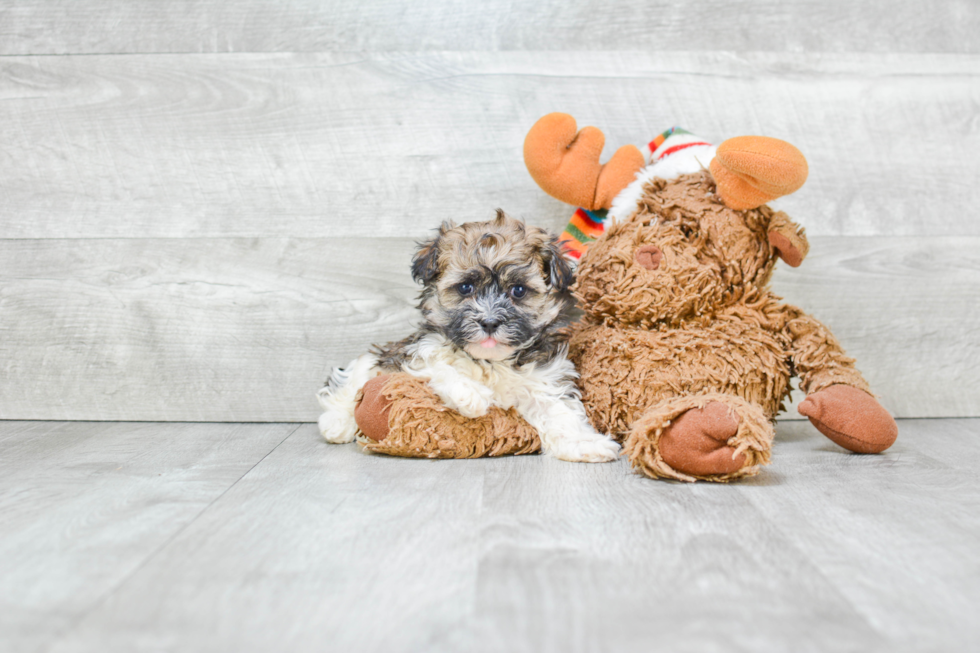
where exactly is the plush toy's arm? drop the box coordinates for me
[784,307,872,396]
[782,306,897,453]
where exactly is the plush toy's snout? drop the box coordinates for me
[635,245,662,270]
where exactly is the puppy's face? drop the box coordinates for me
[411,210,574,361]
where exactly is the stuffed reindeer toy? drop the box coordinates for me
[522,113,898,481]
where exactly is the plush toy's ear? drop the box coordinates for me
[710,136,808,210]
[524,113,645,211]
[411,222,451,283]
[767,211,809,267]
[540,237,575,291]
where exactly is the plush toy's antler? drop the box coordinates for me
[524,113,645,211]
[709,136,809,210]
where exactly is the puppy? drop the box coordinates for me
[317,210,620,462]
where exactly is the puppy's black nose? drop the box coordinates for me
[478,318,502,333]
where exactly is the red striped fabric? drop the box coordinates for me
[655,141,711,161]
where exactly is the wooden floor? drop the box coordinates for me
[2,418,978,652]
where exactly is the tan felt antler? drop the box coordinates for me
[709,136,809,210]
[524,113,645,211]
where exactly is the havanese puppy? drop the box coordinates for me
[317,210,620,462]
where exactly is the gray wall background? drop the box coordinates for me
[1,1,978,422]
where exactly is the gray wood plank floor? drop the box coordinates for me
[2,418,977,653]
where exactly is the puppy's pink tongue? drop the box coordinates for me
[480,338,498,349]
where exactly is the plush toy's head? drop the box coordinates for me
[523,113,811,326]
[574,171,809,327]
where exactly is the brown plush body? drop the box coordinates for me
[565,172,892,481]
[516,114,898,481]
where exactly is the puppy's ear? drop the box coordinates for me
[411,222,451,284]
[540,237,574,291]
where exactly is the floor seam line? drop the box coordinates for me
[734,481,884,640]
[41,422,303,652]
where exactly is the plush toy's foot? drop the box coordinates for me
[354,375,393,442]
[659,402,747,476]
[625,393,773,482]
[799,384,898,454]
[352,373,540,459]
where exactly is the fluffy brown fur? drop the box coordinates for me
[569,171,893,482]
[358,373,540,458]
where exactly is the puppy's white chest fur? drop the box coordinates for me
[403,333,576,413]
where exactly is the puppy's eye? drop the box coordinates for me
[509,285,527,299]
[458,283,475,296]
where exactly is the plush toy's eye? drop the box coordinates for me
[458,283,475,296]
[509,285,527,299]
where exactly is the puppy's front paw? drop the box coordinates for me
[433,382,492,418]
[318,409,357,444]
[550,435,621,463]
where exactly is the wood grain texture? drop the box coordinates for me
[1,0,977,55]
[1,235,977,422]
[47,423,489,653]
[0,419,971,652]
[1,52,977,240]
[737,420,980,652]
[771,236,980,419]
[0,421,297,653]
[0,237,420,421]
